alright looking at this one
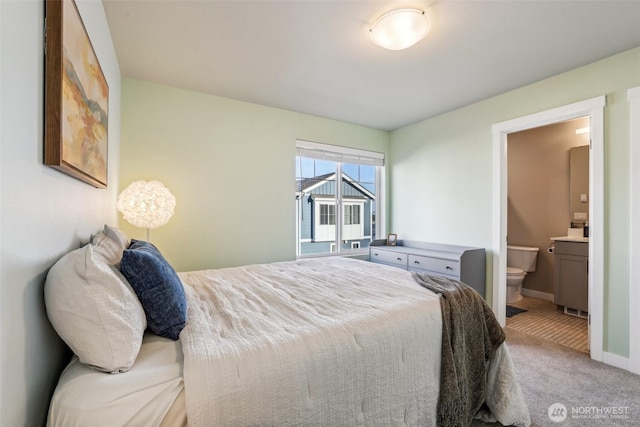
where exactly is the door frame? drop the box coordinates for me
[491,96,605,362]
[628,86,640,374]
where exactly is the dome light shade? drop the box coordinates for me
[117,180,176,240]
[369,9,431,51]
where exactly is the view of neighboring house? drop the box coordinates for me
[296,172,375,255]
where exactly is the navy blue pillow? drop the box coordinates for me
[120,239,186,340]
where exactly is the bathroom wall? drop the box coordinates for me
[507,118,589,295]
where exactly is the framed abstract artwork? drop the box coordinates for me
[44,0,109,188]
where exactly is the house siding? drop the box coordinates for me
[298,176,374,254]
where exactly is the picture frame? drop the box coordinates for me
[387,233,397,246]
[44,0,109,188]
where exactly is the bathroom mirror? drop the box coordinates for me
[569,145,589,223]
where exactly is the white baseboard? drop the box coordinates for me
[603,351,630,371]
[521,288,554,302]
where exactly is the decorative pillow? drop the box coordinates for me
[120,240,187,340]
[44,243,146,373]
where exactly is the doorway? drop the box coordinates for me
[492,96,605,362]
[505,118,590,353]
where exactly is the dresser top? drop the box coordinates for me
[372,245,461,261]
[370,239,484,261]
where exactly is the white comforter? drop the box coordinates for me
[178,257,530,426]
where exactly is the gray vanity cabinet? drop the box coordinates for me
[369,240,486,298]
[554,240,588,312]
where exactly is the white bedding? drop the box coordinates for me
[49,257,530,427]
[47,333,184,427]
[179,257,528,426]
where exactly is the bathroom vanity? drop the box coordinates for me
[369,240,486,297]
[551,236,589,315]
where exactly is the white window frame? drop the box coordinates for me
[343,203,361,225]
[342,200,365,240]
[296,140,385,257]
[313,197,337,242]
[319,202,336,226]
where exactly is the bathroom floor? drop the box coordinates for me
[505,296,589,354]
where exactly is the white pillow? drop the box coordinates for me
[91,225,129,265]
[45,240,146,373]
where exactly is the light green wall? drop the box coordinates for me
[390,47,640,357]
[121,48,639,358]
[120,79,390,272]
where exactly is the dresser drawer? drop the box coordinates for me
[408,254,460,277]
[408,267,458,282]
[370,248,408,268]
[368,240,485,297]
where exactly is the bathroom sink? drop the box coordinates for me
[550,236,589,243]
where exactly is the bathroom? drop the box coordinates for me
[505,117,590,353]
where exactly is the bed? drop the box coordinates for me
[45,226,530,426]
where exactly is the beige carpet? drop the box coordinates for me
[472,328,640,426]
[506,296,589,354]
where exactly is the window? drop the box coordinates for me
[295,140,384,256]
[342,201,364,240]
[319,204,335,225]
[344,204,360,225]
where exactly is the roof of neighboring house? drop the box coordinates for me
[296,173,334,193]
[296,172,375,200]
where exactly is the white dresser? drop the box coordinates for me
[369,240,486,297]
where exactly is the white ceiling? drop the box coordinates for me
[102,0,640,131]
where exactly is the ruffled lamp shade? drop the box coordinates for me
[117,180,176,241]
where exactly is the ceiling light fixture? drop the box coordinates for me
[369,8,431,51]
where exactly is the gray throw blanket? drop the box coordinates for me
[412,273,505,427]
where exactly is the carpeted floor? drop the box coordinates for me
[506,296,588,353]
[472,328,640,426]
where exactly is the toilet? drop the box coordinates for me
[506,245,539,303]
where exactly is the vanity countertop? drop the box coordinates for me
[550,236,589,243]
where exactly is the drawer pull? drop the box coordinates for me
[397,257,402,261]
[446,266,453,270]
[373,253,378,256]
[414,260,420,264]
